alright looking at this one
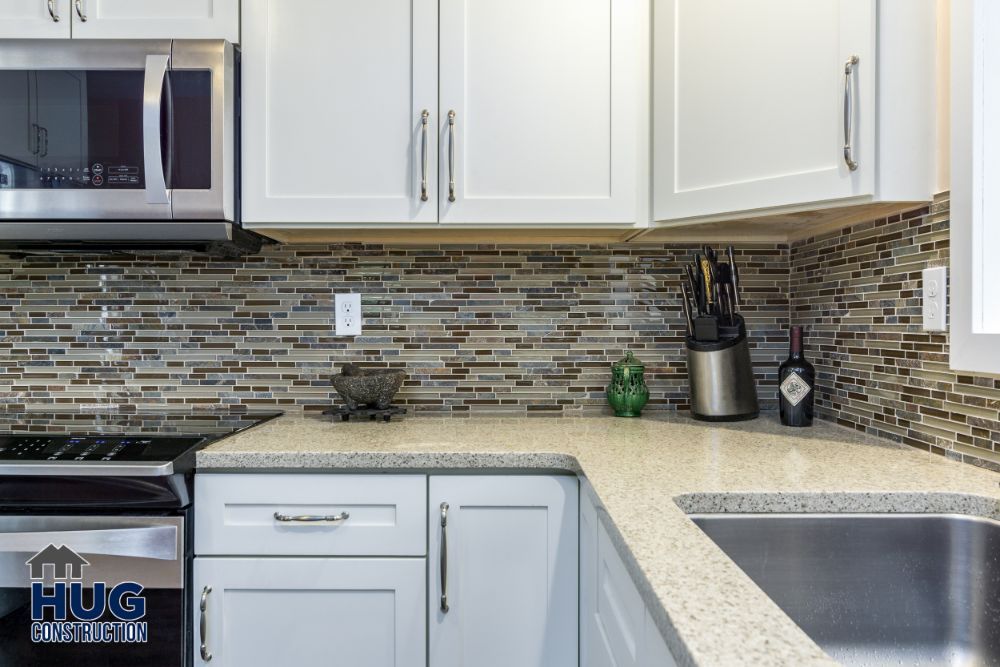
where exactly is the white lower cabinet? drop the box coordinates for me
[581,482,677,667]
[194,472,580,667]
[193,557,425,667]
[428,475,579,667]
[642,614,676,667]
[194,473,427,667]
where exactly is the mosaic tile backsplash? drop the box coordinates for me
[791,194,1000,471]
[0,243,790,415]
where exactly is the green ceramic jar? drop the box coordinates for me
[607,351,650,417]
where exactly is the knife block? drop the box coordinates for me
[685,333,759,422]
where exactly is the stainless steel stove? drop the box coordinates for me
[0,411,280,481]
[0,410,279,666]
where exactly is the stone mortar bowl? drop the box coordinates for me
[330,364,406,410]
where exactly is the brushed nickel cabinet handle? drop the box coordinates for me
[447,110,456,203]
[420,109,429,202]
[47,0,59,22]
[843,55,859,171]
[74,0,87,21]
[199,586,212,662]
[440,501,450,612]
[273,511,350,524]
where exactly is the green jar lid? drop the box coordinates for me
[612,351,644,371]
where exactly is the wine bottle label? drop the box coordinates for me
[780,372,812,406]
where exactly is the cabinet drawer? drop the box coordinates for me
[195,474,426,556]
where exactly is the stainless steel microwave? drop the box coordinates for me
[0,40,257,253]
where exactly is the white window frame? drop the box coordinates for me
[951,0,1000,374]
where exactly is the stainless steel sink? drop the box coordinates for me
[689,513,1000,667]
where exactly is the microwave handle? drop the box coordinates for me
[143,54,171,206]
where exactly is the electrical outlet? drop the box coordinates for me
[335,293,362,336]
[922,266,947,332]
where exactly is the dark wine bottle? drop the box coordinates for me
[779,326,815,427]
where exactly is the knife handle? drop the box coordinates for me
[701,258,713,306]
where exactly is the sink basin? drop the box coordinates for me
[690,513,1000,667]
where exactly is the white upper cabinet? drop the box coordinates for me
[439,0,648,225]
[240,0,438,225]
[653,0,935,224]
[0,0,71,38]
[70,0,239,41]
[242,0,648,229]
[0,0,237,40]
[951,0,1000,374]
[428,475,579,667]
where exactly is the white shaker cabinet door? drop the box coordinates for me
[241,0,438,225]
[428,475,579,667]
[581,483,678,667]
[193,557,425,667]
[0,0,71,38]
[642,612,679,667]
[69,0,239,41]
[654,0,876,221]
[438,0,648,224]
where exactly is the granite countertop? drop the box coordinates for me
[197,413,1000,667]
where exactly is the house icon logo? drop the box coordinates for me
[25,544,89,580]
[25,543,149,644]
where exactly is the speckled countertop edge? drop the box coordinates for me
[195,413,1000,667]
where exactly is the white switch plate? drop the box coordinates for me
[335,293,362,336]
[922,266,947,332]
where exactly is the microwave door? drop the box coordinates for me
[0,40,172,221]
[168,40,234,222]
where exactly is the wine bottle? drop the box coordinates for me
[779,326,815,427]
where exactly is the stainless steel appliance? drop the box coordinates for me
[691,513,1000,666]
[0,40,260,254]
[0,411,279,666]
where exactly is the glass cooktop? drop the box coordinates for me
[0,412,281,463]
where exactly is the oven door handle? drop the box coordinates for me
[0,525,177,561]
[143,53,171,206]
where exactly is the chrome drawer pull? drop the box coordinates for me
[440,502,449,612]
[47,0,59,22]
[199,586,212,662]
[420,109,430,202]
[843,55,859,171]
[74,0,87,21]
[447,111,456,202]
[273,511,350,524]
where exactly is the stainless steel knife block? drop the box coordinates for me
[686,334,759,421]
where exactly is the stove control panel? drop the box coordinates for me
[0,435,203,463]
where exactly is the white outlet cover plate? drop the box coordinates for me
[921,266,947,332]
[335,293,362,336]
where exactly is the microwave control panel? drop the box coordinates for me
[36,164,142,189]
